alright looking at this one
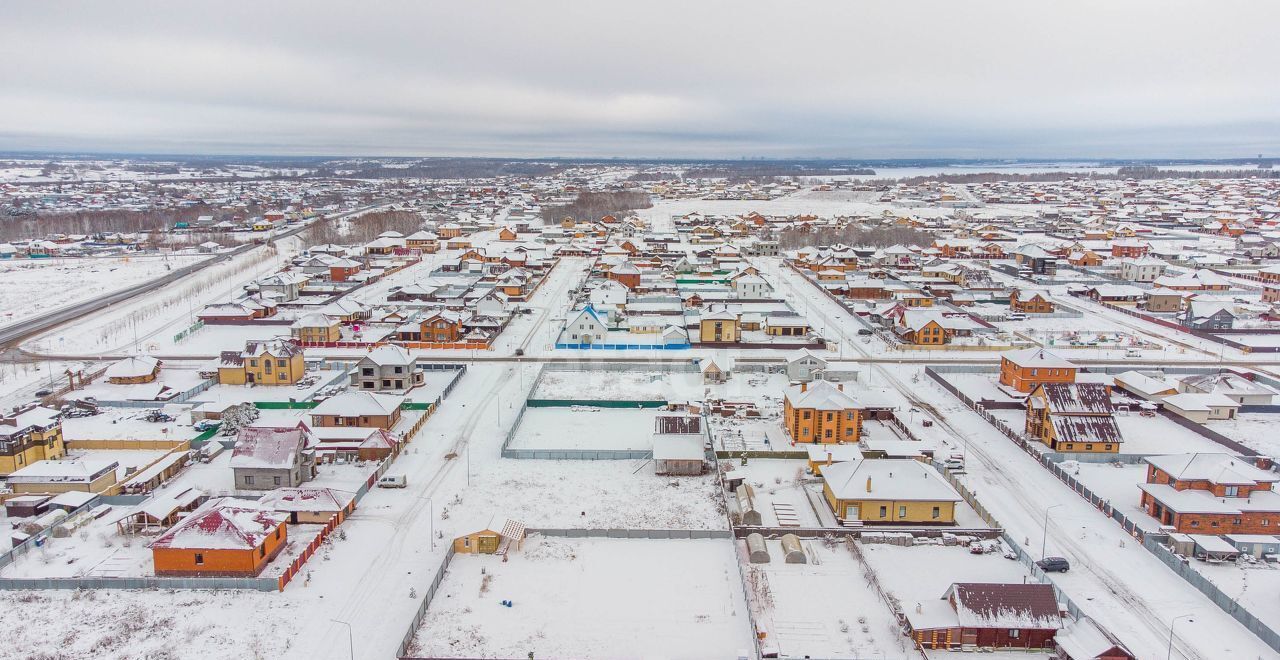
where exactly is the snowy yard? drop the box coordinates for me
[0,588,293,660]
[532,369,703,401]
[62,408,200,443]
[747,538,908,659]
[507,407,664,451]
[409,537,753,659]
[1205,412,1280,458]
[1069,462,1159,531]
[0,254,209,327]
[861,543,1035,610]
[443,458,727,530]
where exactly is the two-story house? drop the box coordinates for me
[350,345,424,392]
[1139,454,1279,534]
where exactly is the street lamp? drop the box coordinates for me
[330,618,354,660]
[1041,504,1064,561]
[1167,614,1194,660]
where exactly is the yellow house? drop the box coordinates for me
[784,380,863,444]
[7,458,118,494]
[0,406,66,476]
[452,518,526,555]
[218,339,307,385]
[821,459,961,524]
[698,310,739,343]
[290,314,341,344]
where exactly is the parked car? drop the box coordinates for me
[193,420,219,432]
[34,389,52,397]
[1036,556,1070,572]
[377,474,407,488]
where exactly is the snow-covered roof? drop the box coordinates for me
[1144,453,1276,485]
[230,425,314,469]
[944,583,1062,631]
[149,497,286,550]
[1002,347,1075,369]
[258,487,355,513]
[105,355,160,379]
[822,459,961,502]
[785,380,860,411]
[311,391,404,417]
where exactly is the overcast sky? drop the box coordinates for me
[2,1,1277,159]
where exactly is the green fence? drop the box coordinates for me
[526,399,667,409]
[252,401,319,410]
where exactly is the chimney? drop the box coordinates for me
[865,476,873,493]
[826,452,833,466]
[800,382,808,393]
[837,383,844,391]
[1255,456,1274,471]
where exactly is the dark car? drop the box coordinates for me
[34,389,52,397]
[1036,556,1070,573]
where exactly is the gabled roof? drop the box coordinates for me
[105,355,160,379]
[311,391,404,417]
[230,425,314,469]
[785,380,860,411]
[823,459,961,502]
[1002,348,1075,369]
[944,583,1062,630]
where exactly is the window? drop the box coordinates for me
[1085,444,1093,451]
[802,411,811,420]
[1225,486,1239,497]
[273,476,282,486]
[899,506,907,519]
[194,553,204,565]
[802,428,810,436]
[382,379,391,387]
[845,427,853,436]
[1105,444,1113,451]
[1009,630,1020,639]
[244,475,255,485]
[362,368,374,376]
[824,429,832,439]
[932,507,940,519]
[260,546,266,558]
[1190,520,1199,527]
[249,359,258,367]
[879,506,887,518]
[825,413,833,422]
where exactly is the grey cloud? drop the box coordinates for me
[1,1,1277,158]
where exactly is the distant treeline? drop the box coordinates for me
[1114,166,1279,180]
[541,191,652,224]
[683,165,875,179]
[317,158,562,180]
[775,225,932,250]
[300,210,426,246]
[0,206,253,242]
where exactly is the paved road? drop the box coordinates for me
[0,202,393,350]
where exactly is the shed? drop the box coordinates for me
[780,533,806,564]
[46,490,99,512]
[735,484,762,526]
[653,435,705,476]
[1223,534,1280,558]
[4,495,51,518]
[1190,534,1240,562]
[746,532,770,563]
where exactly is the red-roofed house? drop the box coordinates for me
[150,498,288,576]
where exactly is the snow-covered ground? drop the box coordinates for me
[0,254,209,328]
[507,407,664,451]
[748,537,905,659]
[410,537,753,659]
[1205,412,1280,457]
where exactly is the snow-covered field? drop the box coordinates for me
[748,538,905,659]
[1205,412,1280,458]
[507,407,663,451]
[446,458,727,530]
[409,537,753,659]
[532,369,704,401]
[0,255,208,327]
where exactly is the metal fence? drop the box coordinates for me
[529,528,732,539]
[0,576,279,591]
[396,545,457,659]
[928,365,1280,654]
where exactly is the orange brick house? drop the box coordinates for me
[151,498,288,577]
[998,348,1076,393]
[783,380,863,444]
[1138,454,1279,534]
[1009,289,1054,314]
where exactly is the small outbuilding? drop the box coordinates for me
[653,435,705,476]
[780,533,806,564]
[453,517,526,556]
[746,532,770,563]
[735,484,762,526]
